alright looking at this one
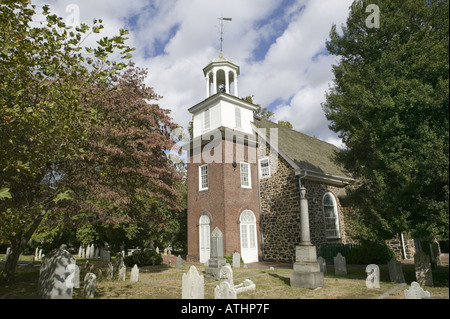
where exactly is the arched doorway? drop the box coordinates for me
[240,210,258,263]
[199,215,210,263]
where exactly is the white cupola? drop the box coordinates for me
[203,52,240,98]
[188,54,257,139]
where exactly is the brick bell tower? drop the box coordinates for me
[186,53,262,264]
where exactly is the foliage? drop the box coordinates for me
[322,0,449,241]
[346,241,396,264]
[0,0,182,283]
[123,249,163,267]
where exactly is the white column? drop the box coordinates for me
[299,187,311,245]
[205,74,210,98]
[225,70,230,94]
[213,70,217,95]
[233,71,238,97]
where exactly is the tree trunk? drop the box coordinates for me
[0,214,44,285]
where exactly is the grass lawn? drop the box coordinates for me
[0,254,448,299]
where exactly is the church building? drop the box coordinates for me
[185,53,356,264]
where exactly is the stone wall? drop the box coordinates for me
[258,150,349,263]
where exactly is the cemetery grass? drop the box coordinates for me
[0,255,448,299]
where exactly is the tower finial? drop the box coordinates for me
[218,17,232,56]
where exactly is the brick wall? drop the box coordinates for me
[186,135,261,262]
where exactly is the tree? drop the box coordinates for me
[0,1,181,282]
[322,0,449,242]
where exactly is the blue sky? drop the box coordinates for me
[32,0,355,147]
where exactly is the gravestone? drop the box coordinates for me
[115,252,123,268]
[38,249,43,260]
[214,281,237,299]
[118,262,126,281]
[36,248,40,260]
[388,258,405,283]
[219,265,234,286]
[205,227,227,279]
[106,262,114,280]
[5,247,10,261]
[130,264,139,282]
[317,256,327,273]
[83,273,96,299]
[334,253,347,275]
[414,250,433,287]
[176,255,182,268]
[404,281,431,299]
[37,244,76,299]
[182,266,204,299]
[232,251,241,268]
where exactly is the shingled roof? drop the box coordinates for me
[252,117,353,182]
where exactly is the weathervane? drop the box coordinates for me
[218,17,232,57]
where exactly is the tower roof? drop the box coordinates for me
[203,54,240,76]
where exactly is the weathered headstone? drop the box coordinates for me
[176,255,182,268]
[130,264,139,282]
[388,258,405,283]
[36,247,40,260]
[182,265,204,299]
[414,250,433,287]
[235,279,256,294]
[5,247,10,262]
[219,264,234,286]
[106,262,114,280]
[89,244,95,259]
[334,253,347,275]
[37,244,76,299]
[317,256,327,273]
[404,281,431,299]
[118,262,126,281]
[83,273,96,299]
[232,251,241,268]
[81,247,85,259]
[115,252,123,268]
[214,281,236,299]
[38,248,43,260]
[205,227,226,279]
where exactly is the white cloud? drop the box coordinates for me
[31,0,353,147]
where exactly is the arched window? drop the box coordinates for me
[199,215,210,263]
[235,107,242,128]
[323,192,340,239]
[239,210,258,263]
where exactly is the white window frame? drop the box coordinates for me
[203,108,210,132]
[322,192,341,239]
[240,162,251,189]
[199,164,209,191]
[258,157,271,178]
